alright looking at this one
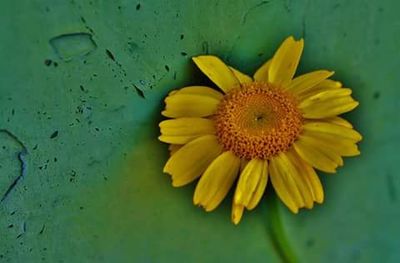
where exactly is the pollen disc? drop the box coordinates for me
[214,82,303,160]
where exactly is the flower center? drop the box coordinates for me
[214,82,303,160]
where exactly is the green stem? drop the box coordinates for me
[268,196,298,263]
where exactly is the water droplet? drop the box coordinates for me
[50,33,97,61]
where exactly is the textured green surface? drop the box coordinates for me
[1,0,399,262]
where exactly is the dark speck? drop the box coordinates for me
[8,224,14,228]
[136,3,141,10]
[373,91,380,99]
[133,85,145,99]
[39,224,45,235]
[53,62,58,67]
[165,65,170,72]
[180,34,184,40]
[181,52,187,56]
[50,131,59,139]
[44,59,52,66]
[106,49,115,61]
[306,238,315,247]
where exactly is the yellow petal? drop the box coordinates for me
[302,135,344,166]
[246,161,269,210]
[299,88,353,108]
[303,100,359,119]
[287,149,324,203]
[234,159,267,206]
[269,156,300,213]
[162,94,220,118]
[193,151,241,211]
[275,152,314,209]
[287,70,334,94]
[192,56,240,93]
[302,130,360,157]
[168,144,182,156]
[315,79,342,89]
[174,86,224,100]
[299,89,359,119]
[231,203,245,225]
[320,116,353,128]
[293,138,338,173]
[159,118,215,144]
[253,59,271,82]
[302,122,362,142]
[164,135,222,187]
[268,36,304,86]
[304,169,324,204]
[168,90,178,96]
[296,80,342,102]
[229,66,253,84]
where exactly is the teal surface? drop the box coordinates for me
[0,0,399,262]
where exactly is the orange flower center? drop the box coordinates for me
[214,82,303,160]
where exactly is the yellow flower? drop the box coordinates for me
[159,36,362,225]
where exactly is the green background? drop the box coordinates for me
[1,0,399,262]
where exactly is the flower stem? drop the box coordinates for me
[268,196,298,263]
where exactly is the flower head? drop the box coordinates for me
[159,36,362,224]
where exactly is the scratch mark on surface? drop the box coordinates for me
[16,221,27,239]
[0,129,28,203]
[133,85,146,99]
[201,41,209,54]
[241,1,270,25]
[105,48,145,98]
[39,224,46,235]
[106,49,116,61]
[80,16,95,35]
